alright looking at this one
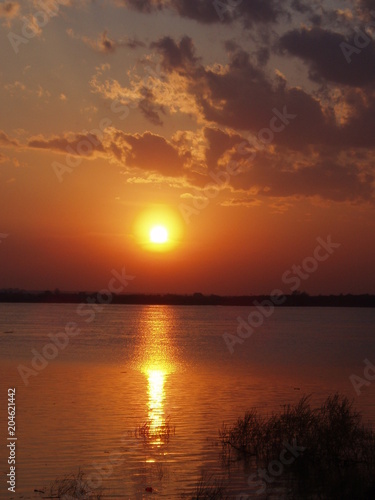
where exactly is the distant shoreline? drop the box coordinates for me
[0,291,374,307]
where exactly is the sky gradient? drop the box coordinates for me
[0,0,374,295]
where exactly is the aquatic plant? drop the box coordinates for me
[135,415,175,444]
[220,393,375,499]
[41,468,102,499]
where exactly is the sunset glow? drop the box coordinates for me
[133,207,183,254]
[0,0,374,296]
[2,1,375,498]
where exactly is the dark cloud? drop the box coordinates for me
[28,134,105,156]
[239,0,284,27]
[170,0,233,24]
[290,0,312,14]
[138,88,165,125]
[359,0,375,12]
[193,125,373,204]
[279,27,375,87]
[27,129,186,177]
[204,128,243,170]
[148,35,375,157]
[99,31,116,53]
[111,131,186,177]
[150,36,198,71]
[193,48,328,150]
[125,37,146,50]
[121,0,284,26]
[337,94,375,149]
[256,46,270,66]
[231,155,374,203]
[122,0,164,13]
[149,39,332,149]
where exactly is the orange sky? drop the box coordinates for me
[0,0,374,294]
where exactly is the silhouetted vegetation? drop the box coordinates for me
[220,394,375,499]
[39,468,102,499]
[1,289,375,307]
[135,415,175,444]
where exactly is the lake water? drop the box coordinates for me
[0,304,374,499]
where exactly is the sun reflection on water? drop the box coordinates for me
[145,369,168,445]
[134,306,179,447]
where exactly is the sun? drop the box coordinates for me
[134,206,184,252]
[150,225,168,244]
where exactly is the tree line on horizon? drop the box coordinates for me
[0,289,375,307]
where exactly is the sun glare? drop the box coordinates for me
[150,225,168,244]
[134,206,183,252]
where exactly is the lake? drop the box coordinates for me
[0,304,374,498]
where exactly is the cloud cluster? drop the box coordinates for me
[279,27,375,87]
[4,0,375,207]
[119,0,284,26]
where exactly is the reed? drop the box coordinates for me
[220,393,375,499]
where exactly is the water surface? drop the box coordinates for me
[0,304,374,498]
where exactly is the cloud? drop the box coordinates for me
[108,130,186,177]
[0,131,19,147]
[121,0,164,13]
[203,127,243,170]
[187,47,329,150]
[27,133,106,157]
[150,36,199,71]
[239,0,285,27]
[0,1,20,19]
[137,89,165,125]
[119,0,285,26]
[67,28,145,53]
[90,33,375,168]
[93,30,116,53]
[90,35,375,157]
[169,0,235,24]
[290,0,312,14]
[22,121,375,204]
[191,124,375,204]
[359,0,375,12]
[228,152,374,203]
[26,128,190,178]
[279,27,375,87]
[148,36,375,155]
[220,197,262,207]
[89,55,199,123]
